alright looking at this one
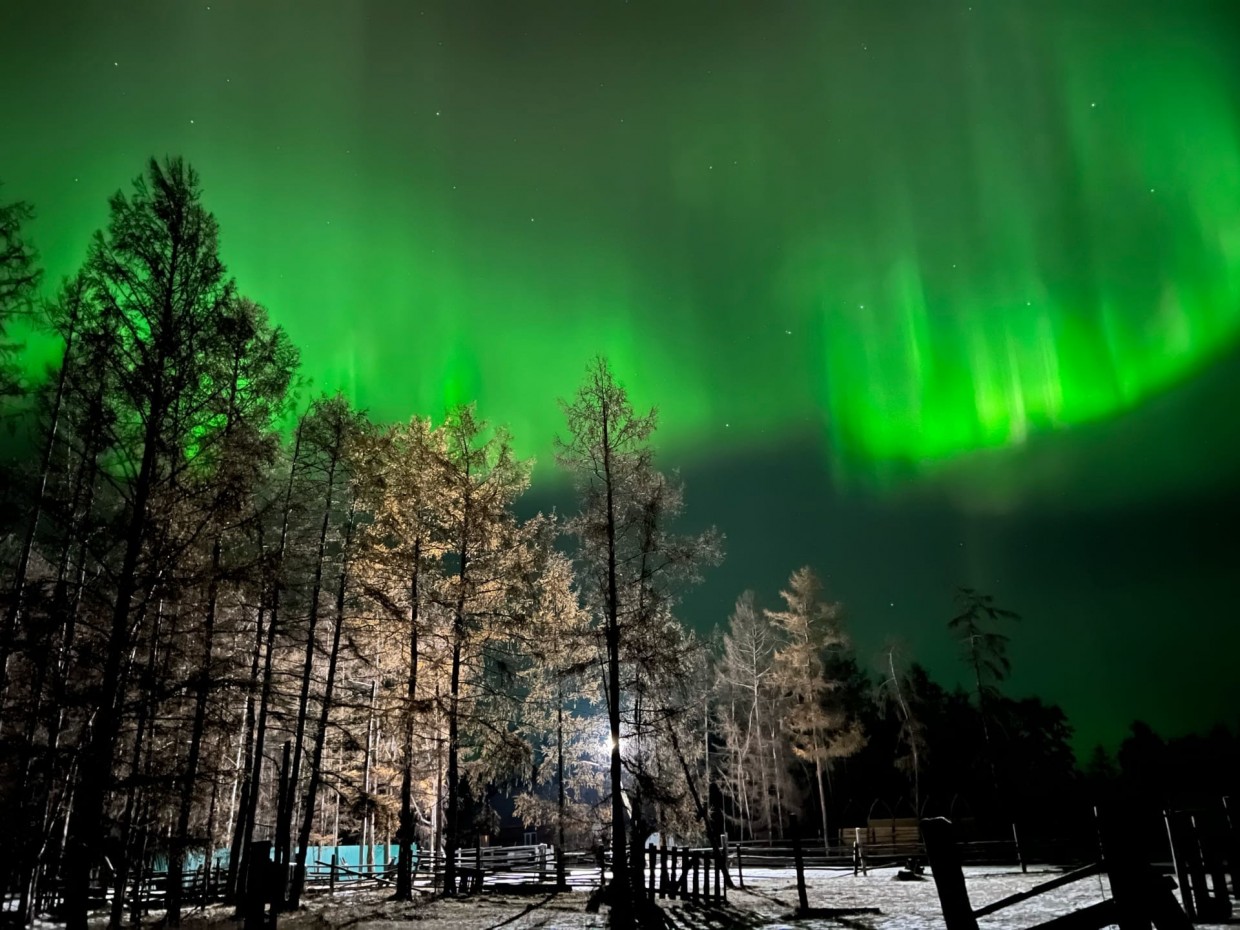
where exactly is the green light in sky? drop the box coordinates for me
[3,1,1239,496]
[800,23,1240,488]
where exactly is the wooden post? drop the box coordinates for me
[329,854,337,897]
[473,839,483,894]
[648,843,656,901]
[539,845,547,884]
[1012,822,1026,874]
[659,842,668,899]
[242,841,273,930]
[790,814,809,915]
[1222,796,1240,899]
[921,817,979,930]
[714,851,722,901]
[735,843,744,889]
[692,853,700,900]
[1095,805,1154,930]
[1164,811,1195,919]
[1194,813,1233,922]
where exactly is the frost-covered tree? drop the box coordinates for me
[767,567,863,847]
[557,358,720,920]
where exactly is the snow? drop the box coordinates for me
[10,866,1232,929]
[724,865,1234,929]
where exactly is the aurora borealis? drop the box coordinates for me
[3,0,1239,750]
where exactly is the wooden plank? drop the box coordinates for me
[972,862,1103,918]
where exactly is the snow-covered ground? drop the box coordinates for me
[724,865,1234,929]
[12,866,1232,929]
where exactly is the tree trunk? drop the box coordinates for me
[599,399,629,909]
[0,295,78,714]
[555,680,567,889]
[63,383,164,930]
[395,544,421,901]
[288,501,356,908]
[443,563,467,897]
[166,537,222,924]
[275,426,342,905]
[667,721,733,888]
[226,603,266,901]
[232,421,303,903]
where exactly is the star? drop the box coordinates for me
[1090,101,1097,108]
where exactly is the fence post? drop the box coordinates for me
[1164,811,1195,919]
[472,840,482,894]
[1222,796,1240,899]
[1011,822,1027,874]
[329,854,337,897]
[1095,805,1154,930]
[714,850,722,901]
[921,817,979,930]
[242,841,273,930]
[648,843,656,901]
[790,814,809,915]
[692,853,700,900]
[735,844,744,889]
[659,842,668,899]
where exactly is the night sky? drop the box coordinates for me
[3,0,1239,753]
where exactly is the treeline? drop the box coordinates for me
[0,160,1235,930]
[0,158,721,929]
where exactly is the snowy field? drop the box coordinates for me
[22,866,1233,929]
[723,865,1233,929]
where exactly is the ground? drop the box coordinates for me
[33,866,1235,929]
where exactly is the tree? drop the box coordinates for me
[0,185,40,403]
[948,588,1020,748]
[557,358,720,920]
[556,359,654,910]
[715,591,789,840]
[0,187,43,707]
[767,566,863,848]
[165,296,297,924]
[512,543,597,889]
[353,416,444,900]
[876,640,927,819]
[58,158,257,930]
[431,405,531,896]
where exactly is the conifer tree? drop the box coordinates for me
[767,566,863,848]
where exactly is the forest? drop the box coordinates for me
[1,159,1237,930]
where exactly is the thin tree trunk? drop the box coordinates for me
[667,721,733,888]
[443,541,468,897]
[64,386,164,930]
[166,536,222,924]
[395,543,421,900]
[0,295,78,714]
[225,604,265,900]
[233,420,303,906]
[275,425,342,904]
[288,500,357,908]
[555,679,567,889]
[599,399,628,907]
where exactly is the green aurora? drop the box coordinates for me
[5,1,1239,487]
[3,0,1240,748]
